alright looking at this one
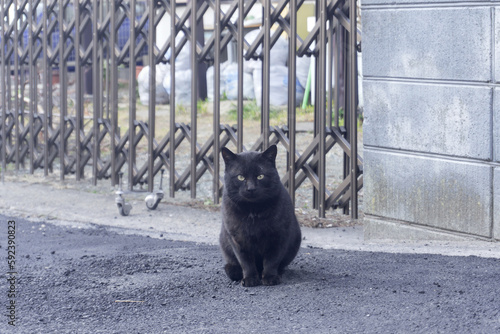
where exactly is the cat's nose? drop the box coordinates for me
[246,182,256,192]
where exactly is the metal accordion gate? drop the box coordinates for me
[0,0,362,218]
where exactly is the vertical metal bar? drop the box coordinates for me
[327,16,334,128]
[74,0,83,180]
[13,2,19,171]
[147,1,156,193]
[103,0,110,121]
[0,0,5,182]
[169,0,176,198]
[47,3,53,173]
[317,0,327,218]
[5,2,10,122]
[128,0,137,190]
[262,0,270,150]
[334,18,340,128]
[92,0,100,185]
[59,1,67,181]
[6,9,10,119]
[82,17,92,97]
[19,16,25,133]
[342,26,349,215]
[42,0,49,176]
[97,1,102,119]
[29,0,35,174]
[287,0,297,206]
[313,1,318,136]
[20,56,26,155]
[213,0,221,203]
[190,0,198,198]
[110,0,118,185]
[195,3,207,101]
[100,0,108,122]
[236,0,244,153]
[5,29,10,136]
[32,6,38,172]
[349,0,358,219]
[312,4,319,211]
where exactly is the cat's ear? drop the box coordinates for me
[262,145,277,163]
[221,147,237,164]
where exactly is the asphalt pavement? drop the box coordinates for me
[1,214,500,333]
[1,180,500,333]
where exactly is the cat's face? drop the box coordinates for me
[221,145,281,203]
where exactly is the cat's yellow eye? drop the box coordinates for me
[237,175,245,181]
[257,174,264,180]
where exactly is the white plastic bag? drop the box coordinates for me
[253,65,304,107]
[253,66,287,106]
[138,64,170,105]
[296,55,311,91]
[206,62,230,101]
[223,63,255,100]
[163,69,191,105]
[165,32,191,71]
[207,62,255,101]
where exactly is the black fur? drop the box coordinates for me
[219,145,301,287]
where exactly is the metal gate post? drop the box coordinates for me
[59,2,67,181]
[128,0,137,191]
[236,0,244,153]
[110,0,118,186]
[349,0,358,218]
[262,0,270,150]
[0,0,5,183]
[213,0,221,204]
[318,0,327,218]
[92,0,101,185]
[42,0,49,176]
[288,0,297,207]
[13,3,19,171]
[190,0,198,199]
[28,0,35,175]
[148,1,156,193]
[169,0,176,198]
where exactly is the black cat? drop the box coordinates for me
[219,145,301,287]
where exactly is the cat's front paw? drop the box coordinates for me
[262,275,281,286]
[242,276,261,287]
[224,264,243,281]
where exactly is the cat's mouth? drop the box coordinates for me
[241,191,260,202]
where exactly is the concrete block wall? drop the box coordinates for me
[361,0,499,240]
